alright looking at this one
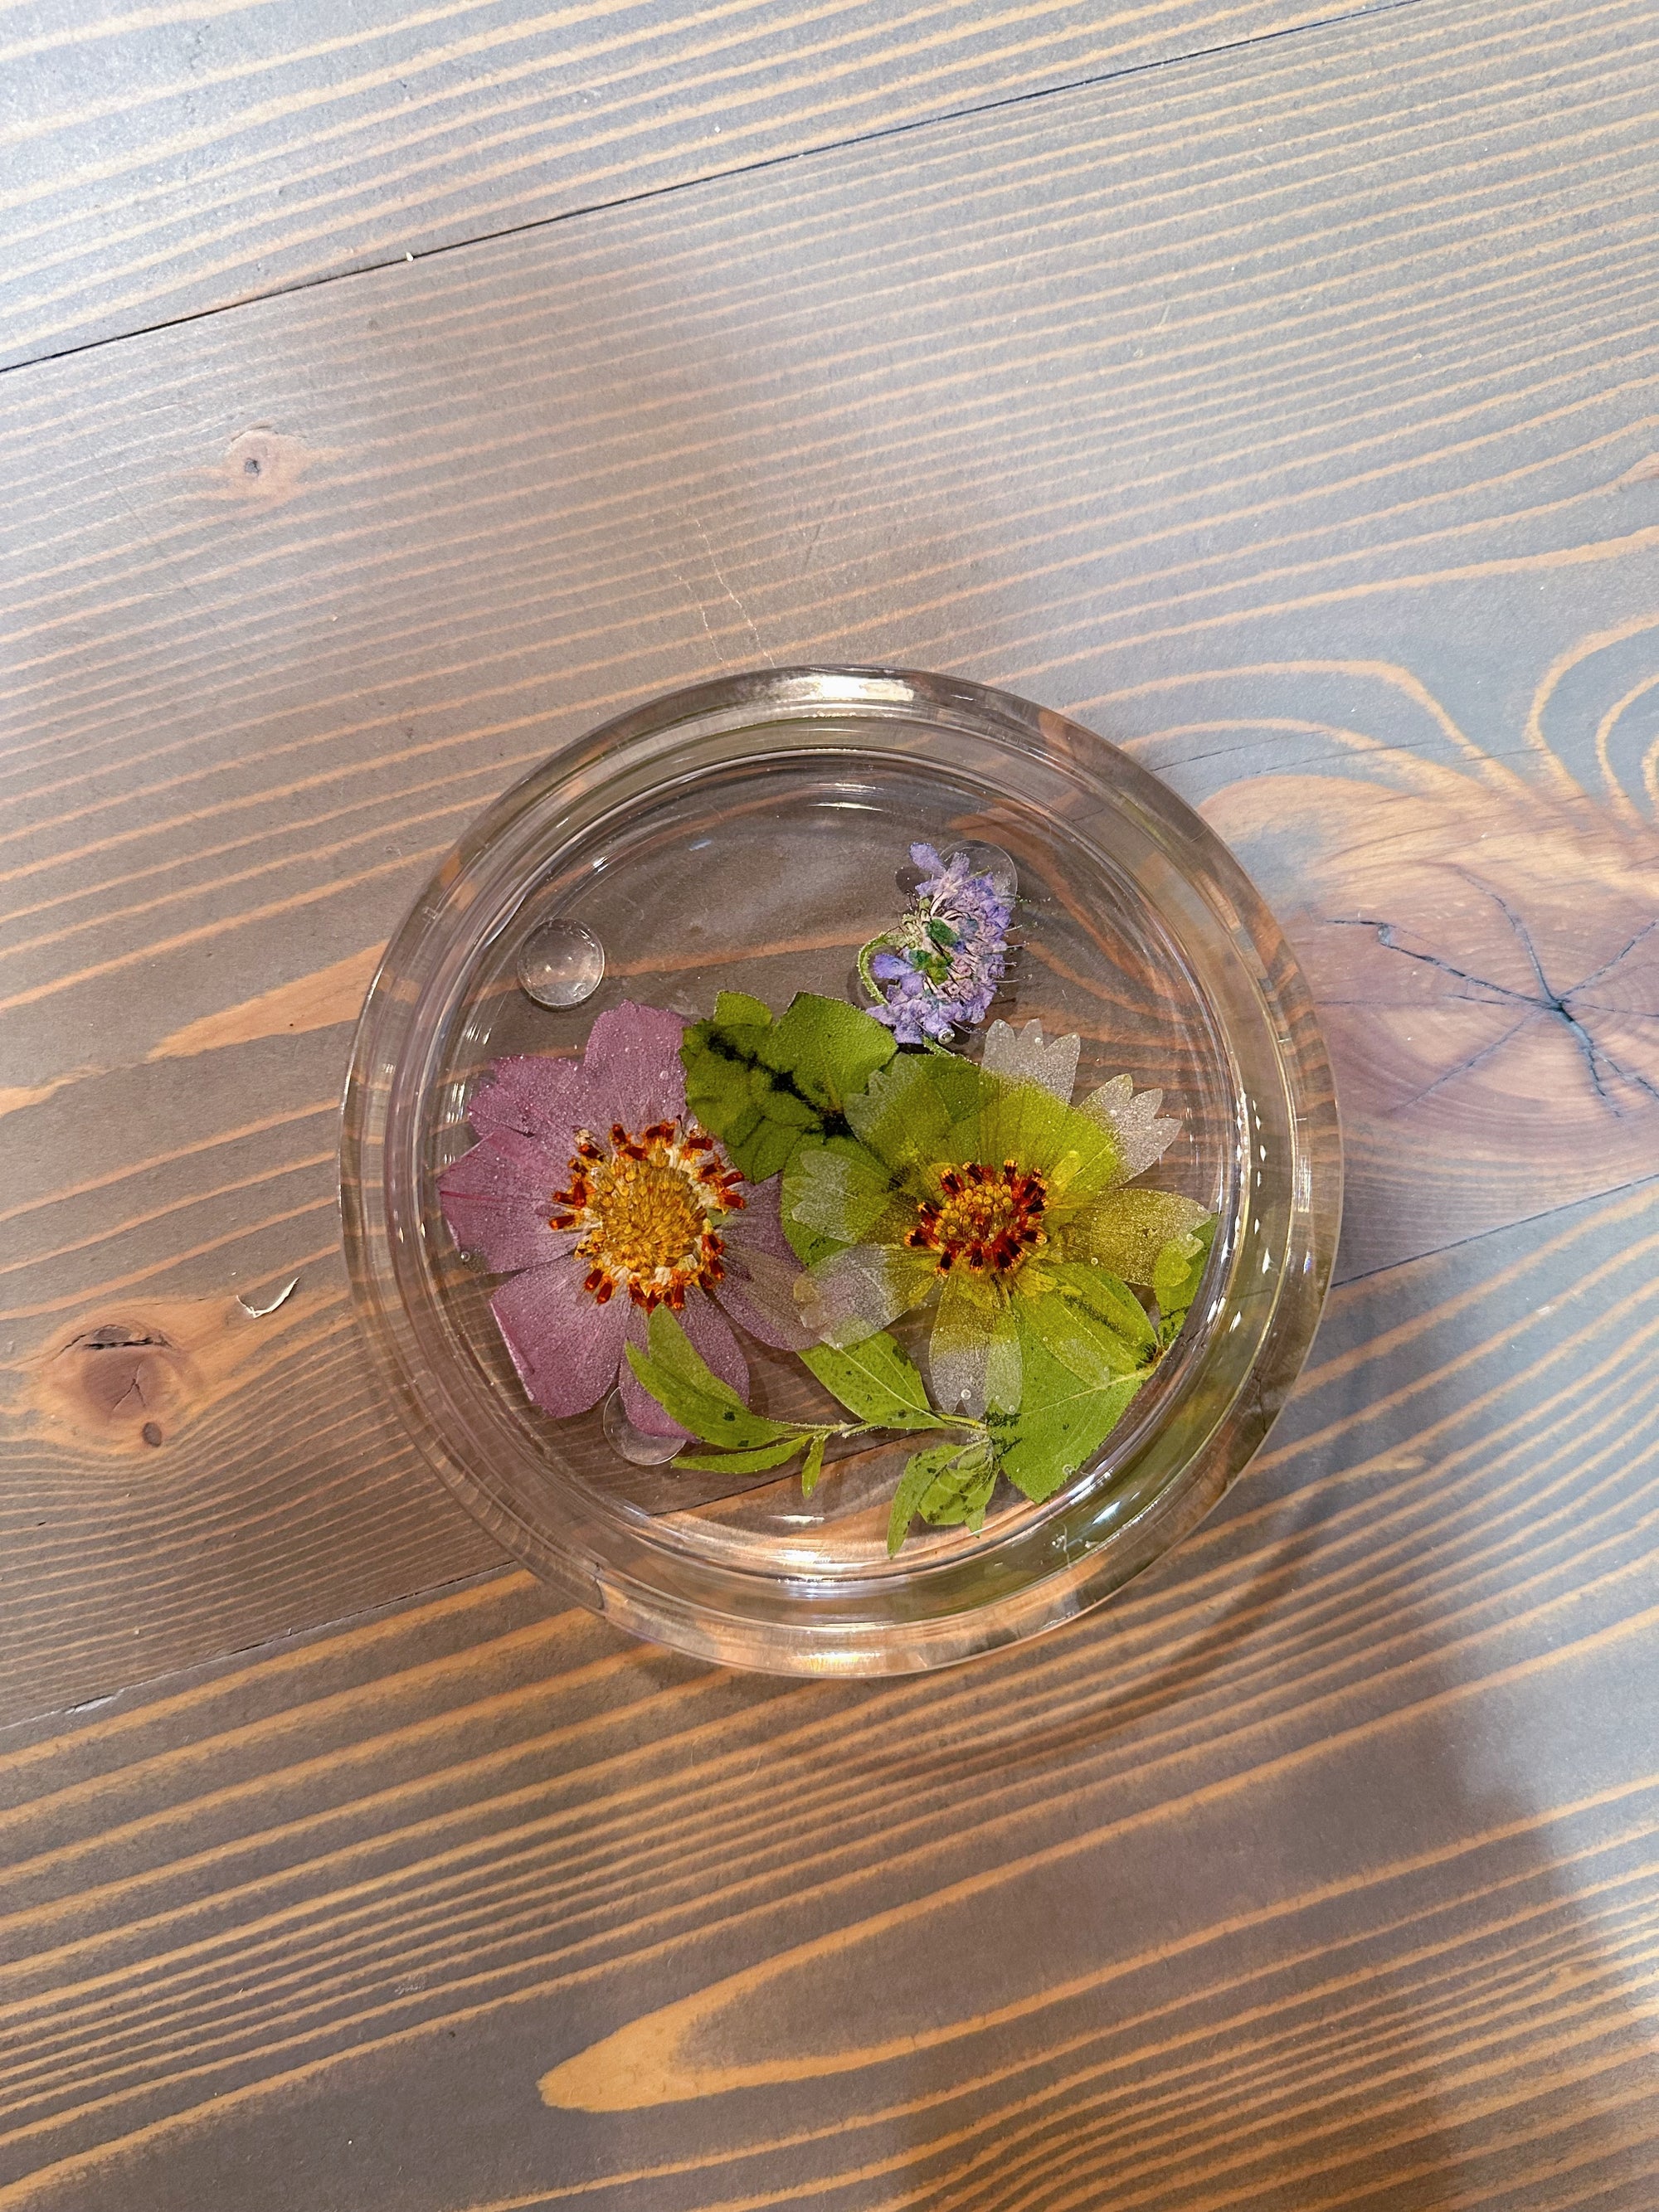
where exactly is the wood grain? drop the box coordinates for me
[2,0,1657,1709]
[2,1176,1656,2208]
[0,0,1412,371]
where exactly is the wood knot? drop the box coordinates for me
[28,1288,308,1460]
[215,428,325,508]
[47,1321,190,1449]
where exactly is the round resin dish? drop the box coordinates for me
[341,667,1340,1675]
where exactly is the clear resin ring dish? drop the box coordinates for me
[341,667,1340,1675]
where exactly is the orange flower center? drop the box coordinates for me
[549,1120,744,1309]
[904,1160,1048,1276]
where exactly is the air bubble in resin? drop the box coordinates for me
[516,918,604,1009]
[602,1391,683,1466]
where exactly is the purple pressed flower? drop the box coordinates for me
[861,842,1013,1046]
[439,1002,814,1438]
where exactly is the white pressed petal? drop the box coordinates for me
[1078,1076,1182,1180]
[1058,1188,1212,1286]
[927,1273,1000,1417]
[981,1018,1082,1104]
[796,1242,936,1347]
[784,1141,893,1241]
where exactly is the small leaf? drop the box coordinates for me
[800,1432,828,1498]
[1154,1216,1218,1344]
[887,1438,999,1550]
[888,1442,961,1555]
[917,1438,998,1530]
[644,1305,748,1404]
[623,1310,800,1451]
[801,1331,940,1429]
[675,1437,806,1473]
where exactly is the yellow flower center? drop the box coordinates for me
[904,1161,1048,1276]
[549,1120,745,1309]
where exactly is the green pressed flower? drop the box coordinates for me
[786,1019,1210,1419]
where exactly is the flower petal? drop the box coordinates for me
[490,1262,628,1417]
[465,1053,586,1145]
[1077,1075,1182,1181]
[974,1073,1084,1181]
[927,1272,1009,1417]
[715,1178,816,1348]
[796,1242,937,1346]
[438,1130,581,1274]
[846,1053,980,1176]
[722,1172,792,1259]
[981,1018,1080,1104]
[1058,1189,1212,1285]
[716,1248,817,1351]
[577,1001,688,1135]
[780,1140,898,1247]
[620,1291,749,1437]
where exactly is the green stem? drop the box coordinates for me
[855,933,891,1006]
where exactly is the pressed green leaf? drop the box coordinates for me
[674,1437,807,1474]
[995,1323,1148,1504]
[800,1432,828,1498]
[801,1330,939,1429]
[750,1118,810,1184]
[711,989,773,1028]
[758,993,898,1112]
[888,1438,1000,1550]
[681,992,896,1182]
[1152,1228,1200,1313]
[916,1439,998,1530]
[1020,1288,1144,1384]
[888,1441,961,1555]
[624,1344,798,1450]
[623,1310,800,1451]
[643,1305,745,1401]
[1038,1259,1156,1357]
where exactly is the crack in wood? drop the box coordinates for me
[1333,912,1659,1117]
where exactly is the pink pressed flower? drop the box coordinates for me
[439,1002,813,1438]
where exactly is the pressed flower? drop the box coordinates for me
[440,1001,812,1437]
[787,1018,1209,1418]
[860,843,1013,1044]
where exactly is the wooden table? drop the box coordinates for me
[3,2,1657,2203]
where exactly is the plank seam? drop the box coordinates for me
[0,0,1437,382]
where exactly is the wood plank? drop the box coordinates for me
[3,0,1658,1714]
[0,0,1413,370]
[2,1175,1656,2209]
